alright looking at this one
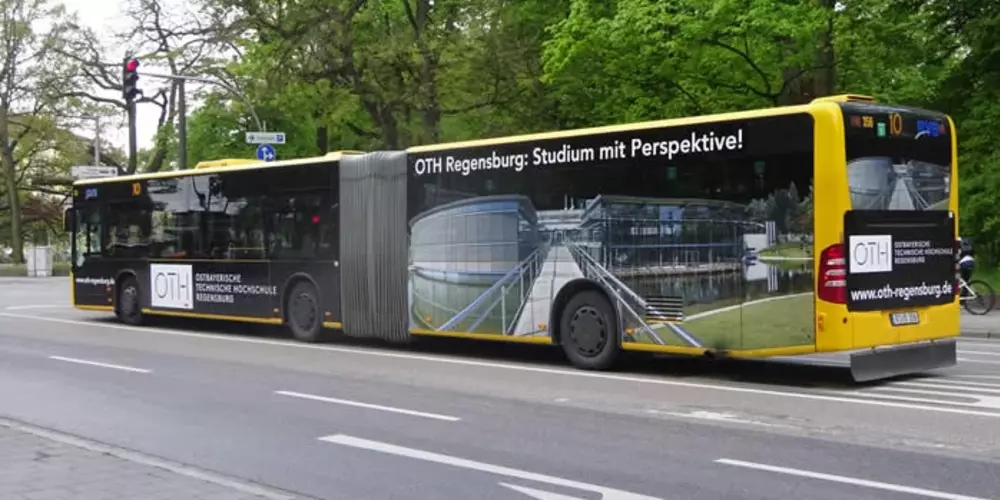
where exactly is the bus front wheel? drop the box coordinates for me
[558,290,621,370]
[116,275,144,326]
[286,281,324,342]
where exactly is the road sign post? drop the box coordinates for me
[256,144,276,162]
[246,132,286,145]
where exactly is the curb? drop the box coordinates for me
[0,415,305,500]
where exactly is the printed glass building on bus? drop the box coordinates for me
[407,193,811,350]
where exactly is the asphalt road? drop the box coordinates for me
[1,278,999,500]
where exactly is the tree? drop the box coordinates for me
[541,0,954,128]
[0,0,75,262]
[57,0,235,174]
[188,0,566,159]
[927,0,1000,263]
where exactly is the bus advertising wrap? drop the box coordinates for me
[407,113,816,352]
[844,210,955,311]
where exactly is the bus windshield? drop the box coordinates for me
[842,103,953,212]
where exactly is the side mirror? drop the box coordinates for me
[63,208,74,233]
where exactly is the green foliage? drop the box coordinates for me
[6,0,992,267]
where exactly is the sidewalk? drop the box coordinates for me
[0,418,298,500]
[961,310,998,339]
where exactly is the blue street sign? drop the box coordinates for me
[256,143,276,162]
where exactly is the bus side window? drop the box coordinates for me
[73,206,102,268]
[104,203,150,259]
[267,192,328,260]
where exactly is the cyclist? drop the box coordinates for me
[958,237,975,287]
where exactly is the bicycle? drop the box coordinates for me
[959,276,996,315]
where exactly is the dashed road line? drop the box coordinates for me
[715,458,990,500]
[48,355,151,374]
[274,390,461,422]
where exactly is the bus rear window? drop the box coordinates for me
[841,104,952,211]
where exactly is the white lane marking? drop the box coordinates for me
[4,305,70,310]
[48,355,151,373]
[894,381,1000,395]
[954,375,1000,380]
[3,312,1000,419]
[647,409,788,428]
[319,434,662,500]
[958,357,1000,365]
[715,458,990,500]
[853,387,1000,409]
[959,338,1000,345]
[274,390,460,422]
[959,350,1000,357]
[500,483,588,500]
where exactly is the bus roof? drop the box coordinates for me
[74,150,360,186]
[75,94,910,186]
[407,102,820,154]
[404,94,940,154]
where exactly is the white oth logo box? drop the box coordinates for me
[848,235,893,274]
[149,263,194,309]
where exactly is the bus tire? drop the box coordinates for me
[115,275,144,326]
[558,290,620,370]
[285,280,324,342]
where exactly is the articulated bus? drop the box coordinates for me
[66,94,959,381]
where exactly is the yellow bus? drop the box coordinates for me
[66,94,958,381]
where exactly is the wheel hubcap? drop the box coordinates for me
[292,292,317,330]
[568,306,607,357]
[122,286,138,316]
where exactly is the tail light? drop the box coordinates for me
[818,243,846,303]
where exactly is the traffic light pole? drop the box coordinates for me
[127,97,138,173]
[123,56,139,173]
[177,79,186,170]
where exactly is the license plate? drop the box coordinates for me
[890,311,920,326]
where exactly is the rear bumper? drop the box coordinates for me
[849,338,957,382]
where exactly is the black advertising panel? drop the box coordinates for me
[844,210,955,311]
[408,114,813,182]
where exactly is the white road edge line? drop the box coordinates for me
[958,357,1000,365]
[3,312,999,419]
[715,458,989,500]
[4,305,71,310]
[958,350,1000,357]
[319,434,662,500]
[274,390,460,422]
[48,355,151,374]
[959,338,1000,344]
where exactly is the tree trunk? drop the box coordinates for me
[813,0,837,97]
[0,106,23,263]
[316,125,329,154]
[413,0,441,144]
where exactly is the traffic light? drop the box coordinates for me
[122,58,140,102]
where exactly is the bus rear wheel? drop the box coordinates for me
[286,281,324,342]
[116,275,143,326]
[559,290,621,370]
